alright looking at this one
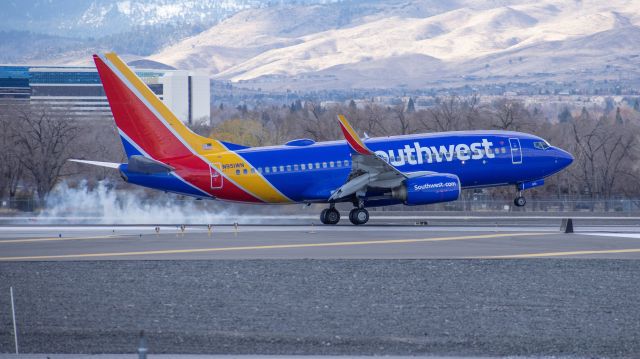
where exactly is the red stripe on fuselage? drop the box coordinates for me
[94,55,260,203]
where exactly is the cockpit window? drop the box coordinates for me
[534,141,550,150]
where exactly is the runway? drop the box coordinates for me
[1,220,640,357]
[1,222,640,260]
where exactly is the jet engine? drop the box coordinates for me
[391,173,460,206]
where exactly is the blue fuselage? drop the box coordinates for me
[227,130,573,204]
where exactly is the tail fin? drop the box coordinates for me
[93,53,225,161]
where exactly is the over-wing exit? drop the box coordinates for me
[72,53,574,225]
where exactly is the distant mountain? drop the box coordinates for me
[0,0,340,64]
[148,0,640,90]
[0,0,268,37]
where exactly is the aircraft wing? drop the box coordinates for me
[329,115,434,201]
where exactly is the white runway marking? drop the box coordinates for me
[581,232,640,239]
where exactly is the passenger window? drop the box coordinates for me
[250,168,255,174]
[308,163,313,169]
[315,163,320,169]
[322,162,327,168]
[265,167,270,173]
[279,166,284,172]
[272,166,277,173]
[329,161,335,167]
[286,165,291,172]
[343,160,349,167]
[294,164,299,171]
[236,169,240,175]
[301,164,306,170]
[243,169,248,174]
[337,161,342,167]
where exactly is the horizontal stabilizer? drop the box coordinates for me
[69,159,121,169]
[127,155,175,174]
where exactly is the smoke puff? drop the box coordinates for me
[40,180,239,224]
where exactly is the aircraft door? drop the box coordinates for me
[509,138,522,164]
[210,164,223,189]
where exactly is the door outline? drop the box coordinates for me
[210,164,223,189]
[509,138,522,164]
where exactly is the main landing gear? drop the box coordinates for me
[320,204,340,225]
[514,190,526,207]
[349,207,369,225]
[320,201,370,225]
[348,198,369,225]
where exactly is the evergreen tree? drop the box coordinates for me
[406,97,415,113]
[558,107,573,123]
[580,106,589,120]
[615,107,624,125]
[348,99,357,111]
[604,97,615,114]
[634,98,640,112]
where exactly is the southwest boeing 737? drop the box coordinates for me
[72,53,574,225]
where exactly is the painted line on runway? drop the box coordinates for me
[0,234,135,244]
[0,232,548,261]
[580,232,640,239]
[476,248,640,258]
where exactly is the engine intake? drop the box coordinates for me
[392,174,460,206]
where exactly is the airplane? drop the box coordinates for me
[71,53,574,225]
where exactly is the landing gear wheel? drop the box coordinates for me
[514,196,526,207]
[349,208,369,225]
[320,208,340,225]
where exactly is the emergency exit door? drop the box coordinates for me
[210,164,223,189]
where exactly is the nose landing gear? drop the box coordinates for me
[514,196,526,207]
[513,190,526,207]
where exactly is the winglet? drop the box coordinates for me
[337,115,372,155]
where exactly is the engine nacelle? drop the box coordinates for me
[392,174,461,206]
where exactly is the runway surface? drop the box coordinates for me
[1,260,639,357]
[1,221,639,357]
[1,222,640,260]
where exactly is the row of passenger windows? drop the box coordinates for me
[235,160,351,175]
[232,147,512,176]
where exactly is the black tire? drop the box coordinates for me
[514,196,526,207]
[320,208,329,224]
[324,208,340,225]
[349,208,369,225]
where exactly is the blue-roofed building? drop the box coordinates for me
[0,66,31,100]
[0,65,210,124]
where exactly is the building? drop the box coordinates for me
[0,64,210,124]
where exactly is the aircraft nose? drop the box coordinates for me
[554,147,574,169]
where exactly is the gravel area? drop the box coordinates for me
[0,260,639,357]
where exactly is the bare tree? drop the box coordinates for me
[12,104,79,201]
[567,113,637,199]
[0,105,24,199]
[490,99,530,131]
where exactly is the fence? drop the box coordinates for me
[2,197,640,215]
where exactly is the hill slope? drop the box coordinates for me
[149,0,640,90]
